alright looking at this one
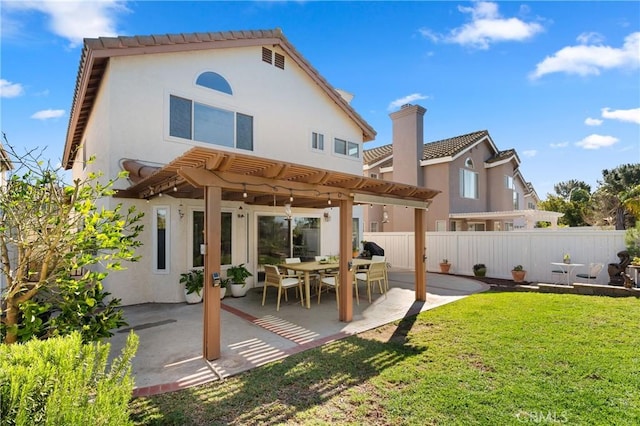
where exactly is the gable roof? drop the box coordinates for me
[363,130,490,169]
[63,28,376,169]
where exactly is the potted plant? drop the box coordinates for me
[439,259,451,274]
[473,263,487,277]
[353,244,360,258]
[511,265,526,283]
[227,263,253,297]
[180,269,204,304]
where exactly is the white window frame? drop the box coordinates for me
[370,221,379,232]
[152,206,170,274]
[167,93,254,151]
[468,222,486,232]
[311,131,325,151]
[333,137,360,159]
[460,168,478,199]
[505,175,514,190]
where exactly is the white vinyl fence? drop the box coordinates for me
[364,229,627,285]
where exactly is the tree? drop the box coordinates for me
[0,138,143,344]
[594,164,640,230]
[538,180,592,227]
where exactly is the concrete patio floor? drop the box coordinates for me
[108,271,489,397]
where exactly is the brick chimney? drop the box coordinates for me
[389,104,426,187]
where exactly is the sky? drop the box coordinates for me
[1,0,639,199]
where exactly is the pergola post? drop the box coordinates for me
[414,208,426,301]
[203,186,222,360]
[338,198,353,322]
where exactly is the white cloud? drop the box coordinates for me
[0,79,24,98]
[421,1,544,49]
[31,109,65,120]
[584,117,603,126]
[530,32,640,79]
[550,141,569,148]
[577,32,605,45]
[601,107,640,125]
[6,0,128,47]
[388,93,429,111]
[522,150,537,157]
[575,134,619,150]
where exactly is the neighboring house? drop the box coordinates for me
[61,29,438,307]
[363,104,560,233]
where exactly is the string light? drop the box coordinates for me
[289,190,294,203]
[242,184,248,198]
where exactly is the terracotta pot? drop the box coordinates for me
[439,263,451,273]
[511,270,526,283]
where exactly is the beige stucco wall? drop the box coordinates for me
[71,44,367,305]
[100,45,364,186]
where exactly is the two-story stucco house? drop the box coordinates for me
[62,29,439,358]
[363,104,560,233]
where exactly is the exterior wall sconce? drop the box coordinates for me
[178,202,185,220]
[237,206,245,218]
[382,210,389,223]
[323,211,331,222]
[284,203,292,220]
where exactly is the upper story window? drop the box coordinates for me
[370,173,378,179]
[196,72,233,95]
[311,132,324,151]
[460,158,478,199]
[334,138,360,158]
[460,169,478,199]
[513,191,520,210]
[505,175,514,190]
[169,95,253,151]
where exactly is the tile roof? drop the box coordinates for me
[363,130,489,167]
[486,148,519,164]
[63,28,376,168]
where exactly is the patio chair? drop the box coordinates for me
[355,261,387,303]
[262,265,304,311]
[576,263,604,283]
[551,268,568,285]
[317,270,360,308]
[371,255,389,292]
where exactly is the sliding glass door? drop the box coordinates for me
[257,215,320,265]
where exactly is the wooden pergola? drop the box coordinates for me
[117,147,440,360]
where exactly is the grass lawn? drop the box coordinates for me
[129,292,640,425]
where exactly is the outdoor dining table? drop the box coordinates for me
[279,258,372,308]
[551,262,584,285]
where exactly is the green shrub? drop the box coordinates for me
[0,331,138,425]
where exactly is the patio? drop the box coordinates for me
[107,270,489,397]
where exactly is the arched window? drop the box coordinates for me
[196,72,233,95]
[465,157,474,168]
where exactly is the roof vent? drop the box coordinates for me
[262,47,272,64]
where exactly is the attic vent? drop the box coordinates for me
[262,47,272,64]
[274,52,285,69]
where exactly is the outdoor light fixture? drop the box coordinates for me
[237,206,245,219]
[178,202,185,220]
[284,203,292,219]
[242,184,248,198]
